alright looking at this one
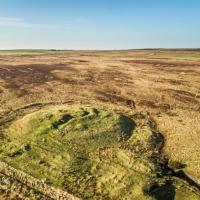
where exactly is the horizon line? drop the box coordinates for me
[0,48,200,51]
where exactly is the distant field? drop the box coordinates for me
[0,49,71,55]
[0,49,200,199]
[1,49,200,61]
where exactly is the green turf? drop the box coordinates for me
[0,105,199,199]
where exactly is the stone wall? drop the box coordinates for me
[0,161,80,200]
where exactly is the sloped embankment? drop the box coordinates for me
[0,104,200,199]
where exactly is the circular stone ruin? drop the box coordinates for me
[0,104,199,200]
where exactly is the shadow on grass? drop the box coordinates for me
[175,170,200,190]
[148,180,175,200]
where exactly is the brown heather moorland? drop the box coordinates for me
[0,49,200,199]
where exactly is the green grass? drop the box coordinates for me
[0,105,199,199]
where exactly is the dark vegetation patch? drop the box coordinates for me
[158,68,200,75]
[96,90,135,108]
[156,78,189,86]
[52,114,73,129]
[0,63,79,96]
[146,180,176,200]
[97,68,132,83]
[61,78,80,85]
[123,59,200,77]
[138,100,172,113]
[77,60,90,63]
[164,89,199,104]
[169,89,196,98]
[138,100,158,109]
[175,95,199,104]
[79,70,96,83]
[123,59,200,67]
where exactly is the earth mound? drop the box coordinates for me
[0,105,199,199]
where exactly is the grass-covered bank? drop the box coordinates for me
[0,104,199,199]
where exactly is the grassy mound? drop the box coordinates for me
[0,105,199,200]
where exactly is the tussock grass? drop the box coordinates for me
[0,105,199,199]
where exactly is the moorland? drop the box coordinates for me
[0,49,200,199]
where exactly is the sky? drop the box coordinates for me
[0,0,200,49]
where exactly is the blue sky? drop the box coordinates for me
[0,0,200,49]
